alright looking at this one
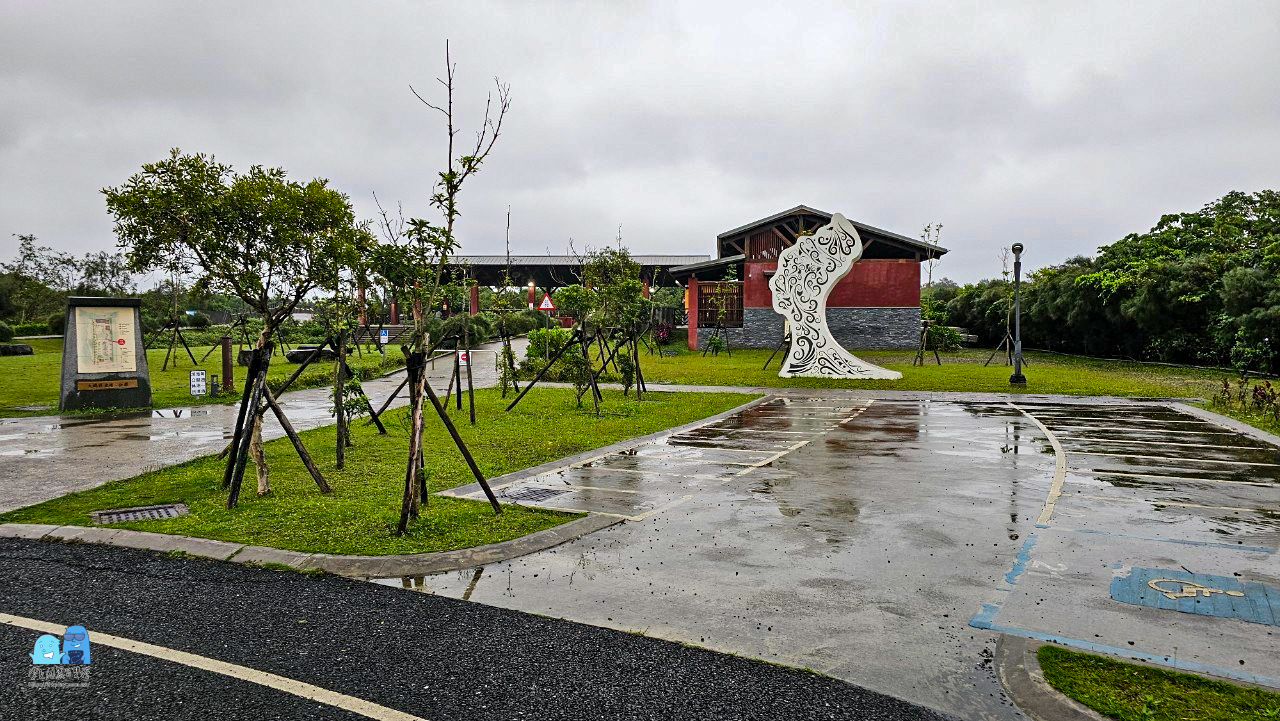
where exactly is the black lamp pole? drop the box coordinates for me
[1009,243,1027,386]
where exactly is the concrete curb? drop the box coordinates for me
[539,381,1198,405]
[0,513,622,578]
[995,636,1106,721]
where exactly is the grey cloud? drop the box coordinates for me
[2,0,1277,283]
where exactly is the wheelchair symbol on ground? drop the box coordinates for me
[1112,567,1278,626]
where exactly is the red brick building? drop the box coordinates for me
[670,205,947,351]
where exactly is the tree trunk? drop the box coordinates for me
[335,332,347,470]
[250,410,270,496]
[398,352,429,534]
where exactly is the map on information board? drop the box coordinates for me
[75,306,137,373]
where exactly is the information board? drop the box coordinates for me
[189,370,207,396]
[74,306,137,373]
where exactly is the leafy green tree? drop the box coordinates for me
[73,251,134,296]
[1,235,75,322]
[105,149,360,499]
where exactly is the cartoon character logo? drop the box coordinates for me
[30,634,62,664]
[60,625,91,665]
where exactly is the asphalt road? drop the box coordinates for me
[0,538,955,721]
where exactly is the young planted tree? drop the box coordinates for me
[104,149,358,506]
[373,42,510,534]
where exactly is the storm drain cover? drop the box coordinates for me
[504,487,570,503]
[91,503,189,524]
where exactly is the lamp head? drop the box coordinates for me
[1011,242,1024,257]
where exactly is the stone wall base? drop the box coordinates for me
[697,307,920,350]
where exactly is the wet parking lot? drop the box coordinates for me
[419,394,1280,721]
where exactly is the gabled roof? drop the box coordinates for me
[450,255,709,267]
[717,204,948,257]
[667,254,745,278]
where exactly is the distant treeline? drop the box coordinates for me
[927,190,1279,374]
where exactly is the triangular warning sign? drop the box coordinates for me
[538,293,556,312]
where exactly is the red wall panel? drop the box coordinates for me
[743,259,919,308]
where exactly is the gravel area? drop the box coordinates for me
[0,538,955,720]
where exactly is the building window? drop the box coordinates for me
[697,282,743,328]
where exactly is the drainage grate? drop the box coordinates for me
[91,503,189,524]
[504,487,570,503]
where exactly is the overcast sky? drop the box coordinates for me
[3,1,1277,283]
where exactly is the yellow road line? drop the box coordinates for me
[0,612,427,721]
[1008,402,1067,526]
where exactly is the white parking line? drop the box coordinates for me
[1069,451,1279,467]
[1044,425,1238,436]
[1056,437,1263,451]
[1008,403,1067,526]
[0,612,427,721]
[1071,495,1278,514]
[1087,470,1275,487]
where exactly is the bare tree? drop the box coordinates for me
[374,41,511,535]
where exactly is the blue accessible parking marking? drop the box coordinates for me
[1110,567,1279,626]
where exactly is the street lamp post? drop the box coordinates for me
[1009,243,1027,386]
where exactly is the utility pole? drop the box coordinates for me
[1009,243,1027,386]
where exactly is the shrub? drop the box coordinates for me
[46,311,66,334]
[11,322,47,336]
[926,325,963,352]
[440,313,492,346]
[706,334,727,355]
[654,323,674,345]
[526,327,573,361]
[188,312,211,328]
[0,321,13,343]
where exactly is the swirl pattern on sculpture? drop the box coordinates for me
[768,213,903,379]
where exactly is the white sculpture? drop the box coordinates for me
[768,213,902,379]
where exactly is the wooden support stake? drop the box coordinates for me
[579,330,602,415]
[463,323,476,425]
[506,328,580,412]
[227,350,271,508]
[421,374,501,514]
[335,333,347,470]
[221,348,261,490]
[261,386,331,493]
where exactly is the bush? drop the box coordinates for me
[0,321,13,343]
[926,325,963,352]
[440,313,492,346]
[10,322,47,336]
[526,327,573,361]
[46,311,66,335]
[188,312,211,328]
[654,323,674,345]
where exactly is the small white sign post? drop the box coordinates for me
[189,369,208,396]
[458,350,470,367]
[379,329,389,345]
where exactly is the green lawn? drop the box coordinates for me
[0,387,755,555]
[1039,645,1280,720]
[0,337,400,417]
[641,345,1225,399]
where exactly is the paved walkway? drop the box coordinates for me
[427,393,1280,721]
[0,338,526,514]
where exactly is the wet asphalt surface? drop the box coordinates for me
[435,395,1280,720]
[0,538,955,721]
